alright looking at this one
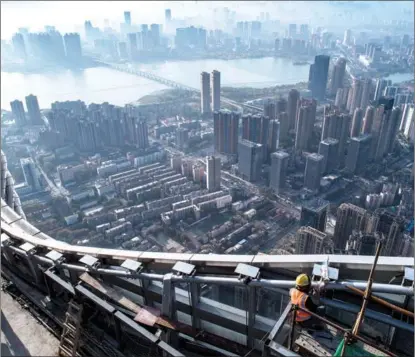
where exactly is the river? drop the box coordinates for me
[1,57,413,109]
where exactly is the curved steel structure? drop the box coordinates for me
[1,152,413,357]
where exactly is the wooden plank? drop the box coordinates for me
[79,272,174,329]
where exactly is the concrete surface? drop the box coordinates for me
[1,291,59,356]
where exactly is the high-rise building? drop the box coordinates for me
[343,29,352,46]
[268,119,280,156]
[134,118,149,149]
[360,78,373,111]
[350,108,364,137]
[296,226,327,254]
[241,114,270,160]
[25,94,42,125]
[206,156,221,192]
[124,11,131,25]
[373,79,387,101]
[362,106,375,134]
[304,153,324,191]
[211,70,221,112]
[295,98,316,152]
[20,158,41,191]
[372,209,405,256]
[165,9,172,22]
[345,134,372,174]
[12,33,27,60]
[10,100,26,126]
[175,128,189,149]
[127,33,138,60]
[372,105,401,160]
[269,151,289,194]
[321,110,350,164]
[330,57,346,95]
[63,33,82,62]
[346,231,381,256]
[213,110,239,155]
[287,89,300,132]
[308,55,330,101]
[288,24,297,38]
[300,198,329,232]
[238,140,262,182]
[118,42,128,59]
[334,87,350,109]
[348,78,364,114]
[384,86,398,98]
[400,103,414,143]
[318,138,339,174]
[201,72,211,115]
[150,24,161,47]
[263,100,276,120]
[333,203,369,250]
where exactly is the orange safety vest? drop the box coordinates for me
[290,288,311,322]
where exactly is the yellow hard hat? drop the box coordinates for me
[296,274,310,287]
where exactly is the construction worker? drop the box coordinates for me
[290,274,323,330]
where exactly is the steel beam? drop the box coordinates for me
[247,285,257,348]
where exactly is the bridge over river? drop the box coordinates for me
[94,59,264,113]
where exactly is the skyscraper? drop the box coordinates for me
[343,29,352,46]
[304,153,324,191]
[360,78,373,111]
[318,138,339,174]
[10,100,26,126]
[213,110,239,155]
[175,128,189,149]
[373,79,387,101]
[263,100,276,120]
[134,118,149,149]
[287,89,300,132]
[20,158,41,191]
[345,134,372,174]
[201,72,211,115]
[211,70,221,112]
[371,209,405,256]
[238,140,262,182]
[296,226,327,254]
[334,87,350,109]
[333,203,369,250]
[268,119,280,157]
[241,114,270,160]
[321,110,350,165]
[362,106,375,134]
[269,151,289,194]
[63,33,82,62]
[127,33,138,60]
[124,11,131,25]
[400,103,414,143]
[330,57,346,96]
[300,198,329,232]
[12,33,27,60]
[165,9,172,22]
[308,55,330,101]
[206,156,221,192]
[348,78,364,114]
[346,231,381,256]
[25,94,42,125]
[295,98,317,152]
[350,108,364,137]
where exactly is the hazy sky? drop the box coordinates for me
[1,1,413,39]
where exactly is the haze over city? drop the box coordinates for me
[0,1,414,357]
